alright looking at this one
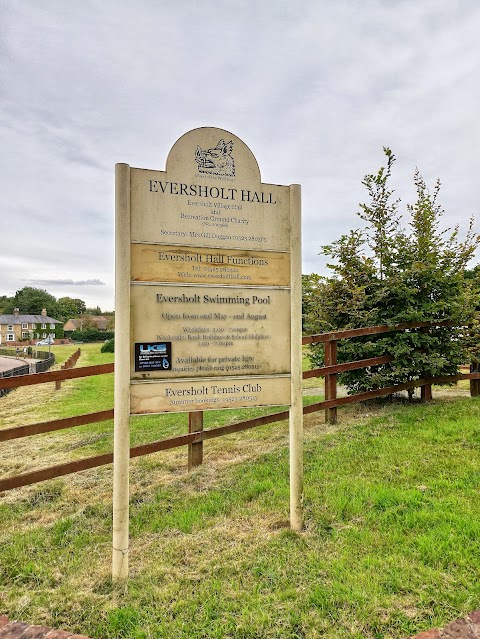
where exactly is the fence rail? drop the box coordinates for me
[1,321,479,492]
[0,362,112,390]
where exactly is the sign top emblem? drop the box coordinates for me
[195,139,235,177]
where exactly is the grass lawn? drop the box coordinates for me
[0,344,479,638]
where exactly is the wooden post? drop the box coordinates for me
[324,339,337,424]
[55,361,64,390]
[112,163,131,582]
[188,411,204,470]
[470,363,480,397]
[421,384,432,401]
[289,183,303,532]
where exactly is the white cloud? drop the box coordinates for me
[1,0,479,308]
[26,278,106,286]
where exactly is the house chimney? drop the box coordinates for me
[41,308,47,317]
[14,308,19,316]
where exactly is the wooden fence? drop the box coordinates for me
[1,323,479,493]
[54,348,81,389]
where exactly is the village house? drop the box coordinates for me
[63,316,112,332]
[0,308,63,345]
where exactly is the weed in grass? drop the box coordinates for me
[26,481,64,506]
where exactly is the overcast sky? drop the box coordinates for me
[1,1,479,311]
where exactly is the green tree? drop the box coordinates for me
[57,297,87,320]
[0,295,14,314]
[86,306,103,316]
[13,287,59,317]
[308,148,480,395]
[461,266,480,366]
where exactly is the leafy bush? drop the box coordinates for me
[101,338,114,353]
[68,328,114,342]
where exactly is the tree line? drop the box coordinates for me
[0,287,113,323]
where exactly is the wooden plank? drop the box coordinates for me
[129,431,203,458]
[0,452,114,492]
[457,372,480,379]
[0,363,114,390]
[302,320,452,345]
[303,355,393,378]
[303,372,478,414]
[0,410,114,442]
[202,411,289,439]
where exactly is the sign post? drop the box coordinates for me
[289,184,303,531]
[112,163,131,581]
[113,128,302,581]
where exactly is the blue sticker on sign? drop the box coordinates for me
[135,342,172,372]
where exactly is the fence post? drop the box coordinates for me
[188,411,204,470]
[421,384,432,401]
[55,362,64,391]
[470,363,480,397]
[55,350,79,390]
[324,339,337,424]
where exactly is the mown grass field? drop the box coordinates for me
[0,344,479,638]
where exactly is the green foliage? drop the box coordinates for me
[461,266,480,365]
[57,297,87,321]
[69,328,114,342]
[307,148,480,394]
[302,273,323,334]
[13,287,59,316]
[85,305,103,316]
[0,287,112,321]
[101,338,114,353]
[0,294,14,314]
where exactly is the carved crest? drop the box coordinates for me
[195,139,235,177]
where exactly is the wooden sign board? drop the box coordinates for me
[113,128,303,581]
[118,127,296,414]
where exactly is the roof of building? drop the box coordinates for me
[64,316,110,329]
[0,314,61,324]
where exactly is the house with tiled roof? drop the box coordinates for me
[63,316,112,332]
[0,308,63,344]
